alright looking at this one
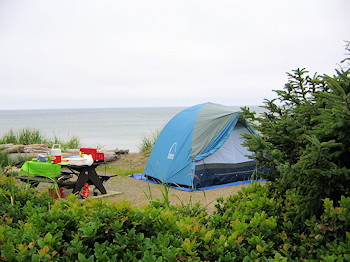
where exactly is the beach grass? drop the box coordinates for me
[0,128,81,149]
[0,128,45,145]
[138,128,161,155]
[52,135,81,149]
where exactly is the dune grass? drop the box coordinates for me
[0,128,81,149]
[138,128,161,156]
[0,129,45,145]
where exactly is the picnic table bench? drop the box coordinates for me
[16,173,76,189]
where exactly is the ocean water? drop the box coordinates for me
[0,106,262,152]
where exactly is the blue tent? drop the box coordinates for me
[144,102,261,189]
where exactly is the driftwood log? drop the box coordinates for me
[0,144,15,150]
[23,147,49,153]
[1,144,124,163]
[3,145,24,153]
[8,152,117,163]
[2,144,49,154]
[8,153,38,163]
[101,151,118,162]
[115,149,129,154]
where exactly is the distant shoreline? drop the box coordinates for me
[0,105,263,112]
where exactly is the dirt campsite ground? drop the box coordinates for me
[97,153,256,213]
[103,175,252,213]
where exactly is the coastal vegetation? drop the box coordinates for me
[0,46,349,260]
[0,128,82,173]
[0,128,81,149]
[241,62,350,224]
[0,174,349,261]
[138,128,161,156]
[0,151,10,170]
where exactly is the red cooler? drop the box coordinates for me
[80,148,104,161]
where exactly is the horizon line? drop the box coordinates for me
[0,104,264,111]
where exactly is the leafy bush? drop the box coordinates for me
[204,184,350,261]
[0,175,53,223]
[1,178,350,261]
[0,151,10,170]
[0,185,192,260]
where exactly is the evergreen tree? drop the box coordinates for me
[242,43,350,222]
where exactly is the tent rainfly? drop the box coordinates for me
[144,102,263,189]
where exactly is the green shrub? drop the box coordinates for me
[201,184,350,261]
[0,176,53,224]
[0,151,11,170]
[1,177,350,261]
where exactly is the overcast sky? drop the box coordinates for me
[0,0,349,110]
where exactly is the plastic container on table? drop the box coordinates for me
[80,148,104,161]
[68,155,94,166]
[38,154,48,162]
[50,144,62,164]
